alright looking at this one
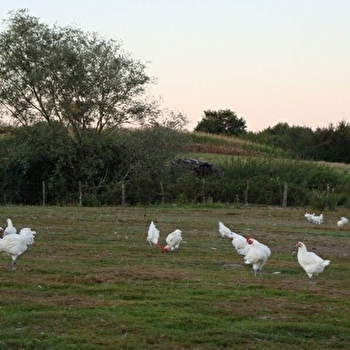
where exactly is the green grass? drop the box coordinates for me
[0,205,349,349]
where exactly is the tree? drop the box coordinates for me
[251,123,315,159]
[194,109,247,136]
[312,121,350,163]
[0,9,158,142]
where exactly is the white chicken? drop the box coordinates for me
[3,218,17,237]
[147,221,160,245]
[304,211,315,222]
[296,241,330,284]
[218,222,233,239]
[162,229,182,253]
[218,222,248,255]
[310,213,323,224]
[337,217,349,228]
[0,227,36,269]
[244,237,271,276]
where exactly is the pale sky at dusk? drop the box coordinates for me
[1,1,349,132]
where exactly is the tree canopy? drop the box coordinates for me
[0,9,159,142]
[247,120,350,163]
[194,109,247,136]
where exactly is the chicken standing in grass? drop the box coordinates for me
[162,229,182,253]
[296,241,330,284]
[0,227,36,270]
[310,213,323,224]
[244,237,271,276]
[147,221,160,246]
[337,217,349,228]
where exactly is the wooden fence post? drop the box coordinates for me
[244,179,249,206]
[42,181,46,206]
[121,180,125,206]
[282,182,288,207]
[160,181,165,205]
[78,181,82,206]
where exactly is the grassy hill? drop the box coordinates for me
[183,131,350,174]
[184,132,294,158]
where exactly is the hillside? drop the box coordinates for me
[183,131,350,174]
[184,131,293,158]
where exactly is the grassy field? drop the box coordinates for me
[0,205,349,350]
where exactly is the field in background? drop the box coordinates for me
[186,132,293,158]
[186,132,350,173]
[0,205,349,349]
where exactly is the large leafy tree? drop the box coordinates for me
[311,121,350,163]
[194,109,247,136]
[0,9,157,142]
[251,122,315,159]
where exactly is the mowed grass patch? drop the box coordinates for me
[0,205,349,349]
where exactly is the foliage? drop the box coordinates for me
[310,120,350,163]
[0,124,186,205]
[1,121,350,207]
[246,120,350,163]
[246,122,315,159]
[212,157,347,207]
[0,9,157,142]
[306,188,340,211]
[194,109,247,136]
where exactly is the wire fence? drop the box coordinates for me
[1,179,293,208]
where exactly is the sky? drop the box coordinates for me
[1,0,350,132]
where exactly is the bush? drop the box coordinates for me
[306,189,340,211]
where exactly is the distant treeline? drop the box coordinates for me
[244,121,350,163]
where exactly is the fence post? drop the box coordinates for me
[121,179,125,206]
[282,182,288,207]
[78,181,82,206]
[160,181,165,204]
[42,181,46,206]
[244,179,249,206]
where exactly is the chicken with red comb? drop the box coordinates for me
[161,229,182,253]
[244,237,271,276]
